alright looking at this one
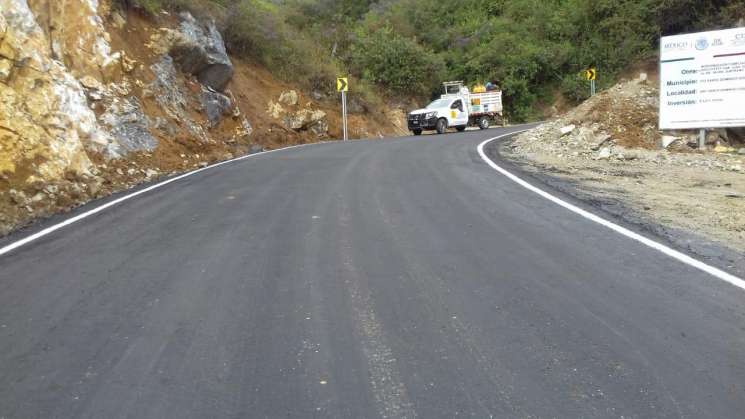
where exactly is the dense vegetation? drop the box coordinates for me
[123,0,745,121]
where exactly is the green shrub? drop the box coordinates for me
[349,27,443,96]
[220,0,338,91]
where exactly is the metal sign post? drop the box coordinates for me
[342,90,348,142]
[585,68,597,96]
[337,77,349,142]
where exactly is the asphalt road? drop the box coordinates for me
[1,126,745,418]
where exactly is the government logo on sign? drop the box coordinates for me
[732,33,745,47]
[695,38,709,50]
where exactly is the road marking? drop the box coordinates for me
[478,130,745,291]
[0,143,321,258]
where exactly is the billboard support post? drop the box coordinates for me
[699,129,706,150]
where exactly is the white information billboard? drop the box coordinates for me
[659,27,745,129]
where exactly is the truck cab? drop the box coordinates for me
[407,97,469,135]
[407,81,503,135]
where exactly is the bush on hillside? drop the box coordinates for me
[349,27,443,96]
[220,0,338,90]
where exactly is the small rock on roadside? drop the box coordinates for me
[659,135,679,149]
[596,147,612,160]
[560,125,576,136]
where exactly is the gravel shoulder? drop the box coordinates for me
[492,133,745,275]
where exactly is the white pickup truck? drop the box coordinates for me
[407,81,503,135]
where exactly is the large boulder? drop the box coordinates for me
[168,13,234,92]
[282,109,328,136]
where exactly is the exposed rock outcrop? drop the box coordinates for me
[167,12,234,92]
[28,0,122,82]
[99,97,157,153]
[0,0,118,185]
[144,55,207,142]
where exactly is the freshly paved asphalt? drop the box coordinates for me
[1,126,744,418]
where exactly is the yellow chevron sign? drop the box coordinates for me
[584,68,597,81]
[337,77,348,92]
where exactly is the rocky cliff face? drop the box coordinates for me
[0,1,250,234]
[1,0,112,180]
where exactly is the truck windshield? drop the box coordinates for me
[426,99,450,109]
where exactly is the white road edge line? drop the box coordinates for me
[0,142,320,258]
[478,129,745,291]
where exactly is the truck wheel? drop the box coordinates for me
[412,129,422,136]
[479,118,490,130]
[456,126,466,132]
[436,118,448,135]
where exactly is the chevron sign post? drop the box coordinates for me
[337,77,349,141]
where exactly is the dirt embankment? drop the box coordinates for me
[505,77,745,255]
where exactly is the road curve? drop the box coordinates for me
[1,127,744,418]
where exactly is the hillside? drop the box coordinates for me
[0,1,408,235]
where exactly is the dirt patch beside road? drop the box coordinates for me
[503,79,745,261]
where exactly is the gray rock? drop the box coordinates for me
[99,97,157,153]
[560,125,576,136]
[200,86,232,126]
[738,148,745,155]
[147,56,208,142]
[169,12,233,92]
[148,56,188,120]
[596,147,612,160]
[659,135,679,149]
